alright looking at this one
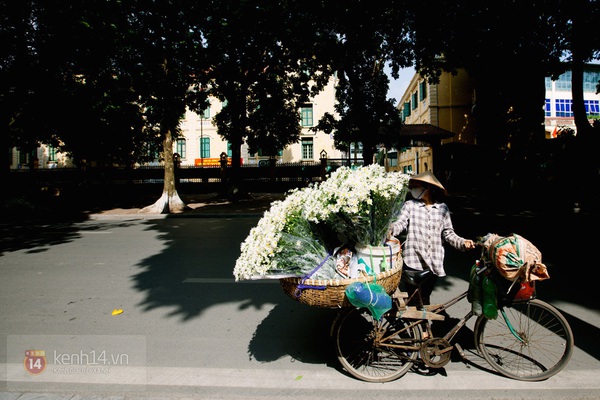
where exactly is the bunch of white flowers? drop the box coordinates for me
[233,188,336,281]
[233,165,410,281]
[304,165,410,246]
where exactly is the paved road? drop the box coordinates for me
[1,204,599,399]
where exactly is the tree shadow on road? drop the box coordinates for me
[130,218,288,321]
[247,302,338,366]
[0,220,82,256]
[129,208,600,368]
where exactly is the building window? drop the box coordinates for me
[227,142,232,157]
[403,102,411,118]
[176,139,186,159]
[411,92,418,109]
[555,71,572,92]
[48,146,57,161]
[419,81,427,101]
[199,137,210,158]
[349,142,363,160]
[584,70,600,93]
[301,137,313,159]
[253,148,283,157]
[545,77,553,91]
[200,106,210,120]
[18,149,28,165]
[545,99,551,117]
[300,104,313,127]
[149,149,160,162]
[585,99,600,117]
[144,144,160,162]
[555,99,573,117]
[546,70,599,92]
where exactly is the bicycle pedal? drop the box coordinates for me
[454,343,465,358]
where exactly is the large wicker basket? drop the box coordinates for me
[279,263,403,308]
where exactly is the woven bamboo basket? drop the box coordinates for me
[279,262,403,308]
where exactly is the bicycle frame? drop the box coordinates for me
[399,274,528,346]
[427,291,473,343]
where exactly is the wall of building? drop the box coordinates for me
[433,70,477,145]
[9,146,74,170]
[177,75,344,167]
[10,76,344,170]
[396,70,476,174]
[544,65,600,138]
[395,64,600,179]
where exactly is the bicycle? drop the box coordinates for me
[330,247,574,383]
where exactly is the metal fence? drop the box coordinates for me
[8,159,365,196]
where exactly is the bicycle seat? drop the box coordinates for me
[402,268,434,286]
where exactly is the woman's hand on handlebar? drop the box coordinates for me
[464,239,476,250]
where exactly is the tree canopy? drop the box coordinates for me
[205,0,337,178]
[312,1,410,163]
[3,0,600,209]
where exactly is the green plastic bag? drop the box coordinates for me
[467,264,483,316]
[482,275,498,320]
[345,281,392,320]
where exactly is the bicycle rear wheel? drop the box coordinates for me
[474,299,573,381]
[332,307,420,383]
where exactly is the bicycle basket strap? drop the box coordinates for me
[386,242,393,270]
[367,245,380,282]
[294,253,331,298]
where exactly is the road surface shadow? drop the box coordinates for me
[248,302,339,366]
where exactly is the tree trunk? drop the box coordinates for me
[1,124,10,196]
[362,143,375,165]
[570,57,598,210]
[140,127,188,214]
[571,56,594,142]
[568,2,598,210]
[570,0,595,143]
[224,89,250,200]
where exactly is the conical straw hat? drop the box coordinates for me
[409,170,446,193]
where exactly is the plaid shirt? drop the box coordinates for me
[389,199,467,277]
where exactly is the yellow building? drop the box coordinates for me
[395,69,476,177]
[178,75,344,166]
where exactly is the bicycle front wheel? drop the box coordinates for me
[474,299,574,381]
[332,307,420,383]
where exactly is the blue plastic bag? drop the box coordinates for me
[345,281,392,320]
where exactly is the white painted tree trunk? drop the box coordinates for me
[139,127,188,214]
[139,190,187,214]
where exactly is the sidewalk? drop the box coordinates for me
[4,184,596,222]
[88,192,286,219]
[87,189,597,221]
